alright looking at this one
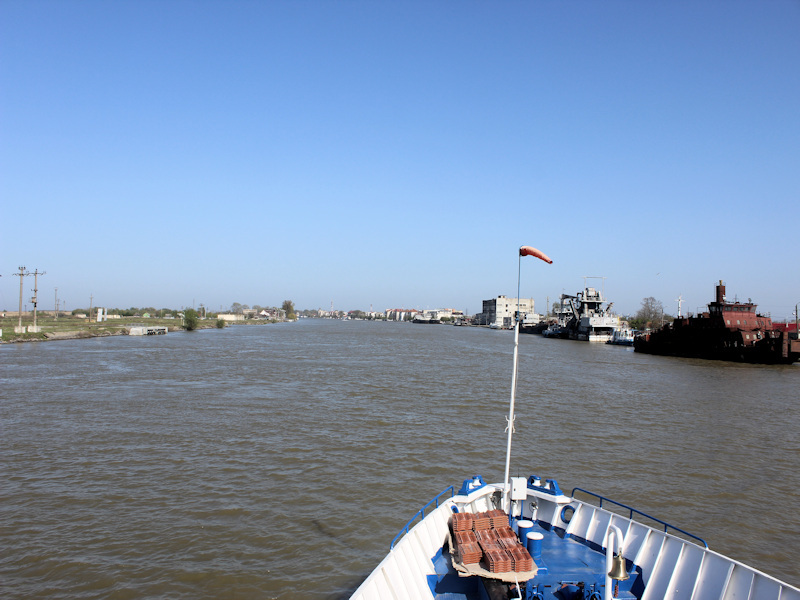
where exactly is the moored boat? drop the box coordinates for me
[634,281,800,364]
[560,282,621,343]
[541,302,573,339]
[606,324,635,346]
[414,311,443,324]
[540,323,563,338]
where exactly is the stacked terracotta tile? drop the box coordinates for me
[508,546,534,571]
[475,528,498,545]
[450,510,535,574]
[483,548,513,573]
[454,530,477,545]
[474,530,500,565]
[472,512,493,531]
[456,536,483,565]
[487,509,509,528]
[451,515,481,564]
[495,526,517,543]
[451,512,474,533]
[498,536,519,551]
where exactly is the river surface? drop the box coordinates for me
[2,319,798,598]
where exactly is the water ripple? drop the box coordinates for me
[2,321,799,598]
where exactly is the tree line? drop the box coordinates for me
[228,300,296,320]
[628,297,673,330]
[70,307,188,318]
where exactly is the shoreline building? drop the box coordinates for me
[477,296,536,328]
[386,308,420,322]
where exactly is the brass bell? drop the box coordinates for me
[608,552,629,581]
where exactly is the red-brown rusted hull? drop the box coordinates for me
[634,280,800,365]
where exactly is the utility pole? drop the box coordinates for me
[14,266,29,332]
[31,269,45,331]
[55,288,59,320]
[89,294,93,325]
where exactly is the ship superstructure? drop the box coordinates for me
[634,280,800,364]
[560,280,621,342]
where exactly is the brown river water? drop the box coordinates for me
[2,319,798,598]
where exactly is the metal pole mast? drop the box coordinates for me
[15,266,29,330]
[502,246,553,512]
[503,253,523,511]
[31,269,45,330]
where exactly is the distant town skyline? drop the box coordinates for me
[4,284,799,324]
[2,2,798,320]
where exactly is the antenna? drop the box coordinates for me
[582,275,607,296]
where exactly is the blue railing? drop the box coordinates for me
[571,487,708,548]
[390,486,456,549]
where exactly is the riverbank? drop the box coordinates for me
[0,317,215,344]
[0,315,293,344]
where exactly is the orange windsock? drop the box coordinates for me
[519,246,553,264]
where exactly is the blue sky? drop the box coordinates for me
[2,1,798,318]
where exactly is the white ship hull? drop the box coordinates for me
[352,477,800,600]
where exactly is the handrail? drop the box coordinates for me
[390,486,455,549]
[571,487,708,548]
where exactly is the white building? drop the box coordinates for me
[217,313,245,322]
[478,296,536,328]
[386,308,419,321]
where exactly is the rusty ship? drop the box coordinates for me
[634,280,800,364]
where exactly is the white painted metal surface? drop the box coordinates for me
[351,481,800,600]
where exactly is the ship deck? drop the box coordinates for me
[428,522,639,600]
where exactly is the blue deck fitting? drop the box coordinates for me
[458,475,487,496]
[527,476,564,496]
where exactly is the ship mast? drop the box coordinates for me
[503,246,552,512]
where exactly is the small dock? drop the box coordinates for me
[128,325,168,336]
